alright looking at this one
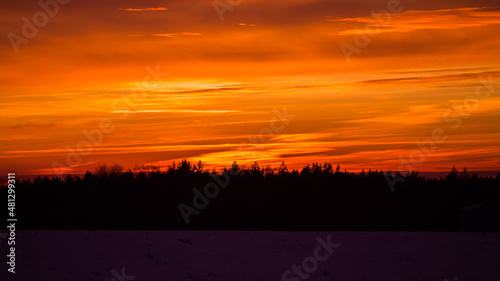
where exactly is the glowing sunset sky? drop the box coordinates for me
[1,0,499,176]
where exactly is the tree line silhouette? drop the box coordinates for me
[1,160,499,231]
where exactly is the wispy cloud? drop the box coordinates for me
[111,109,241,114]
[28,161,97,175]
[152,32,203,38]
[360,71,500,85]
[119,7,168,12]
[330,7,500,35]
[389,67,496,75]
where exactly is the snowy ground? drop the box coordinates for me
[2,231,499,281]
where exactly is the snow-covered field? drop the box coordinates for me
[3,231,499,281]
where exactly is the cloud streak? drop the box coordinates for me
[152,32,203,38]
[119,7,168,12]
[331,7,500,35]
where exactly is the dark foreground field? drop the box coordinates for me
[1,230,499,281]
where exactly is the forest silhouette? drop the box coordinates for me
[2,160,499,231]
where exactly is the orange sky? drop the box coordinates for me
[1,0,499,176]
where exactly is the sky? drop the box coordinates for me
[1,0,499,176]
